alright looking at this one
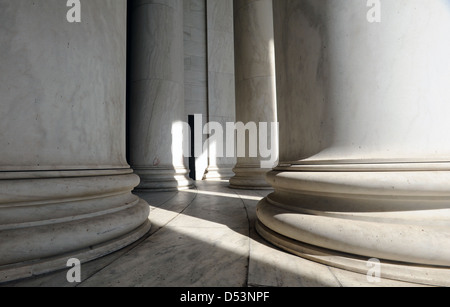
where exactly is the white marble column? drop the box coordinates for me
[129,0,194,191]
[184,1,209,181]
[0,0,150,282]
[230,0,278,189]
[203,0,237,182]
[257,0,450,286]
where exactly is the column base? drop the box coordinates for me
[1,218,151,284]
[203,166,235,181]
[0,169,151,283]
[229,165,272,190]
[256,163,450,287]
[256,220,450,287]
[134,167,195,192]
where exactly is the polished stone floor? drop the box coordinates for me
[2,181,424,287]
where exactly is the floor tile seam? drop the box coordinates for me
[78,188,201,286]
[227,188,254,288]
[326,266,343,287]
[155,191,189,208]
[163,225,250,231]
[151,187,201,234]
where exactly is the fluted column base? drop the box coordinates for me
[0,169,151,283]
[256,163,450,286]
[229,165,272,190]
[134,167,195,192]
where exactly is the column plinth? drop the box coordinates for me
[229,165,273,190]
[257,163,450,286]
[230,0,278,189]
[133,166,193,192]
[203,166,235,181]
[0,170,150,282]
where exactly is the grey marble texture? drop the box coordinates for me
[0,0,129,170]
[274,0,450,163]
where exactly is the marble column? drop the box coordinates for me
[230,0,278,189]
[257,0,450,286]
[0,0,150,282]
[129,0,194,191]
[203,0,237,181]
[183,1,209,181]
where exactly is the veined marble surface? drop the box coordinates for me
[205,0,237,180]
[274,0,450,163]
[2,181,426,287]
[0,0,128,170]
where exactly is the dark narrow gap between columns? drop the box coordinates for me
[125,0,132,164]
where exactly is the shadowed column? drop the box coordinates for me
[129,0,194,191]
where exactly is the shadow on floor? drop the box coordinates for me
[2,181,411,287]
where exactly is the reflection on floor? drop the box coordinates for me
[3,181,423,287]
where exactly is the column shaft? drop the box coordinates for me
[129,0,193,191]
[230,0,278,189]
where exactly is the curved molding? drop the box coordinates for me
[256,164,450,285]
[134,166,194,192]
[0,169,133,180]
[0,171,151,283]
[0,217,151,284]
[230,165,273,190]
[256,220,450,287]
[203,166,235,181]
[277,161,450,172]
